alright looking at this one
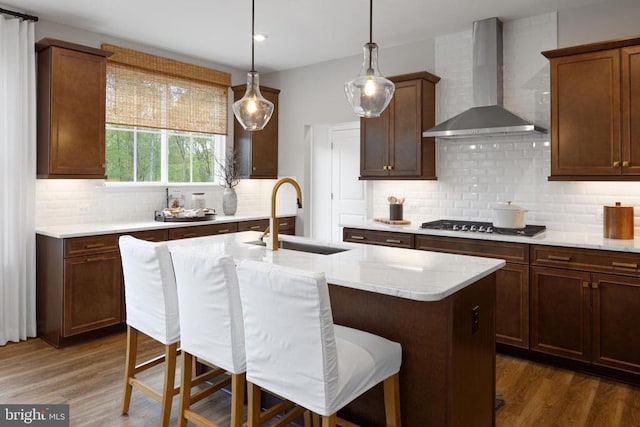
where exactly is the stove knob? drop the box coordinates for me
[486,227,493,233]
[452,225,459,231]
[470,225,478,231]
[461,225,468,231]
[478,226,485,232]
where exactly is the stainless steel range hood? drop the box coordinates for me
[423,17,547,139]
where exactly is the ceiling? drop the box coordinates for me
[2,0,610,73]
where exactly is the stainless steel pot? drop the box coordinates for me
[492,202,527,228]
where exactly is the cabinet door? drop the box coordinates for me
[250,89,279,178]
[389,80,422,177]
[49,47,106,177]
[592,273,640,373]
[496,263,529,348]
[550,49,620,176]
[530,266,591,361]
[232,86,279,179]
[622,46,640,175]
[63,253,122,336]
[360,109,390,177]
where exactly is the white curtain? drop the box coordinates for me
[0,15,37,345]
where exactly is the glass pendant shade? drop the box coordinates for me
[345,42,395,118]
[233,71,274,131]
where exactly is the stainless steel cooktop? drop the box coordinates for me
[420,220,546,237]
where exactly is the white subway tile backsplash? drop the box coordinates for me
[372,12,640,234]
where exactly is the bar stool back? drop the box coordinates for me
[170,248,246,427]
[119,235,181,427]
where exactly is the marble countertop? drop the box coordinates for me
[35,214,296,238]
[343,220,640,253]
[166,231,504,302]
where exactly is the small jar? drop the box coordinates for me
[191,192,206,209]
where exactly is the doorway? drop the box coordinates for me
[310,122,367,242]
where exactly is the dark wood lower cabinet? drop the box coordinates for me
[37,217,295,347]
[530,266,591,361]
[63,253,122,336]
[592,273,640,373]
[496,263,529,348]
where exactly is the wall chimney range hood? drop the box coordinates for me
[423,17,547,139]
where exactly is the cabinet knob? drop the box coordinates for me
[383,165,388,170]
[613,161,620,167]
[623,161,630,167]
[253,166,256,170]
[388,165,393,170]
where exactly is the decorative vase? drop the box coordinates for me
[223,187,237,215]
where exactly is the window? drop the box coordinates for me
[105,126,225,183]
[101,44,231,184]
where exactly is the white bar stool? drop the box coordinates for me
[237,260,402,427]
[170,248,246,427]
[119,235,181,427]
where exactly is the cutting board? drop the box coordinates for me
[374,218,411,225]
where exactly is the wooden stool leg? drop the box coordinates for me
[178,351,193,427]
[247,382,261,427]
[322,414,337,427]
[230,373,246,427]
[383,373,401,427]
[159,343,178,427]
[121,326,138,415]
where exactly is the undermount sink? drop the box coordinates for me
[245,240,350,255]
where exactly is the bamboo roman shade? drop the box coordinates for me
[102,44,231,135]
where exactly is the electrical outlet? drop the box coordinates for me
[471,305,480,334]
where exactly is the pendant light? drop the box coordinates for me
[233,0,274,131]
[344,0,395,118]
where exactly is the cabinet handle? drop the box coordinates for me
[388,165,393,170]
[592,282,599,289]
[217,229,230,234]
[85,243,105,249]
[350,235,365,240]
[183,233,198,238]
[253,166,256,170]
[382,165,387,170]
[143,238,158,242]
[613,161,620,167]
[582,281,590,288]
[101,163,106,168]
[547,255,572,262]
[249,225,262,230]
[386,239,402,244]
[612,261,638,269]
[279,222,289,227]
[85,256,107,262]
[623,161,630,167]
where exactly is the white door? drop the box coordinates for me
[330,126,366,241]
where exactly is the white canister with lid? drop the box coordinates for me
[191,192,206,209]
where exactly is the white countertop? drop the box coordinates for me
[167,231,505,302]
[35,214,295,238]
[343,220,640,254]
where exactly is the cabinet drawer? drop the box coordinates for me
[531,245,640,276]
[168,223,238,240]
[277,217,296,235]
[415,235,528,263]
[126,229,168,242]
[238,219,269,232]
[64,234,119,258]
[343,228,414,249]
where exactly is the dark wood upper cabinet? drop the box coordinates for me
[543,36,640,180]
[36,38,112,179]
[360,71,440,180]
[231,85,280,179]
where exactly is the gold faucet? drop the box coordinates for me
[267,177,302,251]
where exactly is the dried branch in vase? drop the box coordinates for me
[215,151,240,188]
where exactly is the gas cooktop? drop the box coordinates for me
[420,220,546,237]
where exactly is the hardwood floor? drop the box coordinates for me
[1,332,639,426]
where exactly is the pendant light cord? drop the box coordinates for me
[368,0,373,70]
[251,0,255,72]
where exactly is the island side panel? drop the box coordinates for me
[450,273,496,427]
[328,272,496,427]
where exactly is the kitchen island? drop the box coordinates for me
[169,231,505,426]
